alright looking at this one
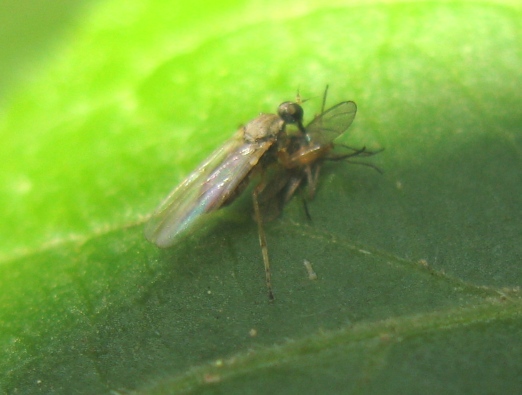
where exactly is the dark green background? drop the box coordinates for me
[1,1,521,394]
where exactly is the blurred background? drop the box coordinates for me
[0,0,95,101]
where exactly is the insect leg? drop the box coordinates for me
[252,183,275,301]
[282,174,304,204]
[304,163,322,200]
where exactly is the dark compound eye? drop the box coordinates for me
[277,102,304,128]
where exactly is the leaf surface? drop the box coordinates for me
[1,1,521,394]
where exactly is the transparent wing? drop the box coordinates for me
[145,130,273,248]
[305,101,357,145]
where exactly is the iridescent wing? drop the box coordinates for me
[305,101,357,145]
[145,127,276,248]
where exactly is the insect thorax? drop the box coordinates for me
[243,114,285,143]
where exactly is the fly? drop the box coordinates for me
[145,100,305,300]
[146,88,380,301]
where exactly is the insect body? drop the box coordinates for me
[146,89,378,300]
[145,101,305,300]
[145,103,304,248]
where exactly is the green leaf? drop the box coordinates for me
[1,0,522,394]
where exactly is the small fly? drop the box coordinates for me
[145,88,380,300]
[145,99,304,300]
